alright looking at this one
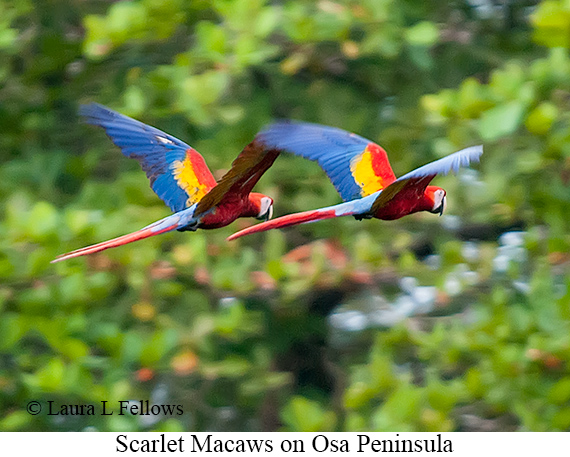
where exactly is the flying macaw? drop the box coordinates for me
[52,103,278,263]
[227,121,482,241]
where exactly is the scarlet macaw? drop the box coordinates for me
[52,104,278,263]
[227,121,482,241]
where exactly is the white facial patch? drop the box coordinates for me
[258,197,273,220]
[432,189,446,213]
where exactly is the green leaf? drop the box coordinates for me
[28,201,58,240]
[33,358,66,392]
[525,102,558,135]
[405,21,439,47]
[0,314,25,350]
[0,411,31,431]
[281,396,336,432]
[373,384,424,430]
[478,101,525,141]
[549,378,570,405]
[532,1,570,48]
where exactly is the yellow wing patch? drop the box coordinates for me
[350,146,385,197]
[173,155,212,206]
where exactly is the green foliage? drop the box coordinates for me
[281,396,337,432]
[532,0,570,47]
[0,0,569,432]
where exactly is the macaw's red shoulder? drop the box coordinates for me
[194,139,280,218]
[255,121,396,201]
[171,148,217,207]
[79,103,217,212]
[350,142,396,197]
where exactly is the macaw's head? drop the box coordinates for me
[425,185,447,216]
[248,192,274,221]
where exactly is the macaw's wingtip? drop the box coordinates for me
[470,144,484,158]
[472,145,484,164]
[77,101,100,115]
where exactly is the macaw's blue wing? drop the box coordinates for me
[80,103,217,212]
[256,121,397,202]
[371,145,483,213]
[395,145,484,182]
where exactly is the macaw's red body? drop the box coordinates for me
[228,121,482,241]
[53,104,278,263]
[197,193,270,229]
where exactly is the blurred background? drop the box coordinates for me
[1,0,570,432]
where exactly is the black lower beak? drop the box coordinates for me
[432,203,444,216]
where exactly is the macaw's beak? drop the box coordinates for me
[430,196,446,217]
[436,195,447,216]
[257,203,273,222]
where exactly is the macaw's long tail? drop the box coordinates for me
[227,196,376,241]
[51,213,187,263]
[227,208,338,241]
